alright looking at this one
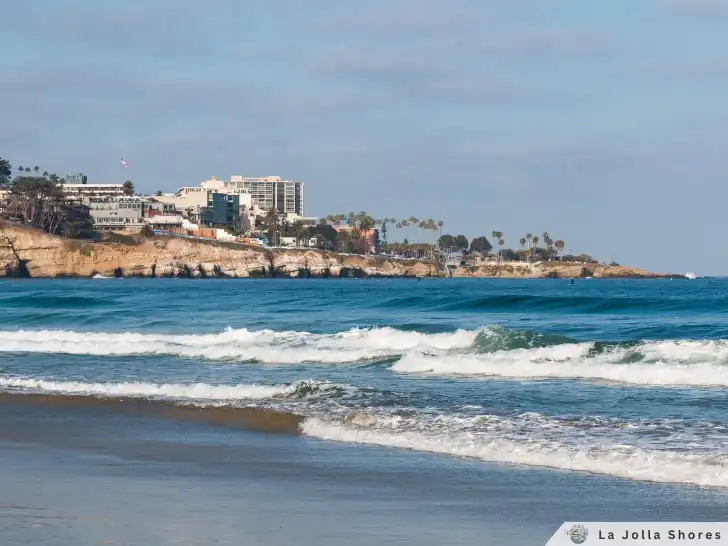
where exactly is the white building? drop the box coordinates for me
[88,196,144,230]
[63,183,125,200]
[228,175,304,216]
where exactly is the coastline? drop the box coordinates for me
[3,393,728,546]
[1,224,674,280]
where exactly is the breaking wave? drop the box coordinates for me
[0,376,352,402]
[0,326,478,364]
[4,325,728,388]
[392,338,728,387]
[301,411,728,488]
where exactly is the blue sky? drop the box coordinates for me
[1,0,727,273]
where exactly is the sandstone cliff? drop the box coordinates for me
[0,225,670,280]
[0,225,437,279]
[448,260,671,279]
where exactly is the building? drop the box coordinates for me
[63,183,125,200]
[199,192,240,226]
[142,198,178,217]
[334,225,380,254]
[87,196,144,230]
[228,175,304,216]
[285,213,318,226]
[144,215,184,231]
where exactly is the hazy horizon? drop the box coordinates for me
[2,1,726,273]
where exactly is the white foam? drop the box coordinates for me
[301,413,728,487]
[0,377,341,401]
[392,341,728,387]
[0,327,478,364]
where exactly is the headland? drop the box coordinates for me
[1,224,674,279]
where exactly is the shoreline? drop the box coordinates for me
[2,224,677,280]
[2,395,728,546]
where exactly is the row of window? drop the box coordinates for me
[93,217,141,224]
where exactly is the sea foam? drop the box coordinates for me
[392,340,728,387]
[0,377,348,402]
[301,412,728,488]
[0,327,477,364]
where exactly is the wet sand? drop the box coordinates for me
[2,395,728,545]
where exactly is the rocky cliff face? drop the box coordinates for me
[0,225,438,279]
[0,225,669,280]
[449,261,670,279]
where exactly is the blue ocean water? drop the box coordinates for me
[2,277,728,488]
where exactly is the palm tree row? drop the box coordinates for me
[322,213,445,244]
[517,232,566,259]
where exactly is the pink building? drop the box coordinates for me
[334,225,380,254]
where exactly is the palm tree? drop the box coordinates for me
[491,231,503,261]
[531,235,540,261]
[42,170,49,177]
[520,237,527,249]
[33,166,39,174]
[122,180,134,196]
[437,220,444,240]
[24,167,30,173]
[358,213,375,254]
[17,165,24,174]
[292,220,306,247]
[542,232,554,255]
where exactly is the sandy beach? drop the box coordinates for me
[2,392,728,546]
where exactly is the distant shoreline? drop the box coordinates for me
[1,225,677,280]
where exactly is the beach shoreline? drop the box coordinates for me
[1,394,727,546]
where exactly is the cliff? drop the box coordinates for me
[448,260,672,279]
[0,225,437,279]
[0,225,671,280]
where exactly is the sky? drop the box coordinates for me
[1,0,727,273]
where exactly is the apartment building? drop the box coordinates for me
[228,175,304,216]
[199,193,240,226]
[63,183,125,201]
[87,196,144,230]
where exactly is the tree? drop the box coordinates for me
[122,180,134,196]
[531,235,540,260]
[17,165,24,174]
[438,234,455,249]
[0,157,11,187]
[311,223,337,250]
[24,167,30,173]
[292,220,307,246]
[358,212,375,254]
[33,166,39,174]
[542,231,554,255]
[554,239,565,257]
[453,234,468,250]
[265,207,281,246]
[5,175,92,237]
[233,213,252,235]
[491,231,504,261]
[470,236,492,253]
[155,190,163,196]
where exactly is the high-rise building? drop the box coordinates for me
[228,176,304,216]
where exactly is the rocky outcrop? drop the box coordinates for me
[0,225,437,279]
[0,225,670,280]
[448,260,675,279]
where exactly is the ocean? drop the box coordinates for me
[2,277,728,545]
